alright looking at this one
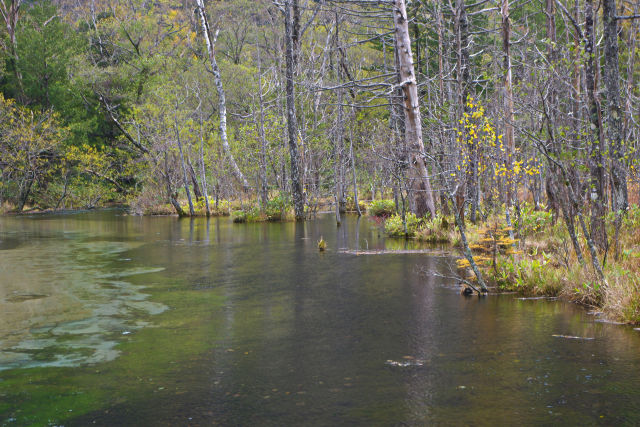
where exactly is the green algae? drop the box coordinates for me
[0,286,226,426]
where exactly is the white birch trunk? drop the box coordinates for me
[195,0,249,191]
[392,0,436,218]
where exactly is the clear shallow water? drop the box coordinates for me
[1,211,640,425]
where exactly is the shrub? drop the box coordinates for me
[385,213,422,237]
[345,196,366,213]
[232,207,263,223]
[232,210,247,223]
[415,215,453,243]
[367,199,396,217]
[493,252,564,296]
[515,203,552,237]
[264,193,292,221]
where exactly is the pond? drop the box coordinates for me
[1,210,640,425]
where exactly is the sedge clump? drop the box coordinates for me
[317,237,327,252]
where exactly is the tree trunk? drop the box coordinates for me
[16,173,33,212]
[603,0,628,212]
[335,12,345,220]
[164,152,186,217]
[623,2,638,148]
[392,0,436,218]
[187,157,203,201]
[198,119,211,216]
[291,0,300,67]
[450,190,488,292]
[584,0,607,249]
[501,0,516,235]
[348,120,362,216]
[334,78,343,226]
[175,123,195,216]
[283,0,305,220]
[455,0,472,224]
[256,52,269,210]
[195,0,249,191]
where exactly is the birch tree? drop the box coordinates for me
[392,0,436,218]
[195,0,249,191]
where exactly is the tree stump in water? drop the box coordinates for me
[460,284,474,296]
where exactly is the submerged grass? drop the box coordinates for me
[0,281,227,426]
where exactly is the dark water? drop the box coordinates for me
[1,211,640,426]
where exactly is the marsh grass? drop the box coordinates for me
[378,202,640,324]
[477,204,640,323]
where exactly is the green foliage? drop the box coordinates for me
[264,193,292,221]
[14,3,82,107]
[0,93,67,210]
[231,195,293,223]
[367,199,396,217]
[385,213,422,237]
[622,205,640,229]
[415,215,453,244]
[494,253,564,296]
[345,196,366,212]
[515,203,553,236]
[232,208,260,223]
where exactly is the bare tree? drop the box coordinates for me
[195,0,250,191]
[392,0,436,218]
[278,0,305,219]
[603,0,628,213]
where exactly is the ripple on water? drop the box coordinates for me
[4,293,49,303]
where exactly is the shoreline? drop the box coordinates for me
[3,204,640,326]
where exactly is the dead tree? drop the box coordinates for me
[392,0,436,218]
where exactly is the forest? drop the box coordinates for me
[1,0,640,321]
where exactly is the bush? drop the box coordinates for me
[515,203,552,236]
[264,193,292,221]
[367,199,396,217]
[345,196,366,213]
[385,213,422,237]
[494,254,563,296]
[415,215,453,243]
[232,207,263,223]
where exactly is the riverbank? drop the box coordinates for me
[375,202,640,325]
[4,196,639,325]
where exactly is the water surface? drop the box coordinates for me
[1,211,640,425]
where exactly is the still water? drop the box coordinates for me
[1,210,640,425]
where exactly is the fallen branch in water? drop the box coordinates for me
[551,334,595,340]
[417,264,487,296]
[338,249,451,256]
